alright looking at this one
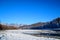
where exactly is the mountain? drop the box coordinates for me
[19,22,46,29]
[0,24,19,30]
[19,17,60,30]
[30,17,60,30]
[0,17,60,30]
[51,17,60,23]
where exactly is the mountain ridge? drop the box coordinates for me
[19,17,60,29]
[30,17,60,30]
[0,17,60,30]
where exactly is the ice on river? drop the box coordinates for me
[0,30,60,40]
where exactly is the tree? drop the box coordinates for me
[0,24,3,30]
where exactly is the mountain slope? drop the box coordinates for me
[29,17,60,30]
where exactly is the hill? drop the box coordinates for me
[30,17,60,30]
[0,17,60,30]
[0,24,19,30]
[19,17,60,30]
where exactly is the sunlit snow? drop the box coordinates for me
[0,30,60,40]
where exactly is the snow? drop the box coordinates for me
[0,30,60,40]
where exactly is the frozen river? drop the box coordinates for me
[0,30,60,40]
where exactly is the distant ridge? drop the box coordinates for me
[19,17,60,29]
[30,17,60,30]
[0,24,19,30]
[50,17,60,23]
[0,17,60,30]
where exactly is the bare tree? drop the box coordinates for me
[0,24,3,30]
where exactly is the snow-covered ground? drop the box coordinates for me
[0,30,60,40]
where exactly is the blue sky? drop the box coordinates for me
[0,0,60,24]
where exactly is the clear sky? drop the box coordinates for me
[0,0,60,24]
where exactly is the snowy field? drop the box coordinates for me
[0,30,60,40]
